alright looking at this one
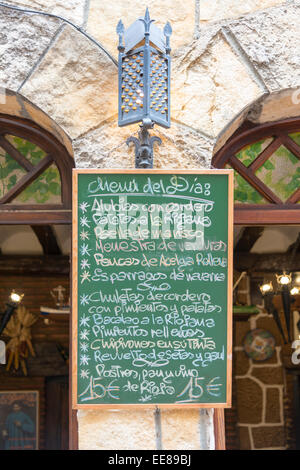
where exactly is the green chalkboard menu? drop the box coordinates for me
[72,170,233,408]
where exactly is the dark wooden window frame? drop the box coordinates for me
[0,115,74,225]
[212,118,300,225]
[0,115,77,448]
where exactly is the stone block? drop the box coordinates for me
[266,388,281,423]
[229,3,300,92]
[4,0,86,26]
[199,0,284,24]
[236,377,263,424]
[234,321,252,346]
[160,409,213,450]
[238,425,252,450]
[249,89,300,125]
[73,119,214,170]
[78,409,156,450]
[0,6,61,91]
[86,0,196,59]
[21,24,118,139]
[213,106,250,153]
[0,90,72,156]
[252,425,285,448]
[153,124,213,169]
[73,119,136,169]
[172,34,263,138]
[234,350,250,376]
[255,315,283,346]
[252,367,283,385]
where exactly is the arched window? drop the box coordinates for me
[212,118,300,225]
[0,115,74,224]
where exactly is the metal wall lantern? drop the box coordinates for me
[0,291,24,336]
[259,236,300,344]
[260,273,300,344]
[117,8,172,168]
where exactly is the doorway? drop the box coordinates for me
[0,224,71,450]
[226,225,300,450]
[0,115,74,450]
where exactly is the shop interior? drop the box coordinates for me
[0,223,299,449]
[0,224,71,450]
[226,225,300,450]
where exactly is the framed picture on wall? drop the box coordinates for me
[0,390,39,450]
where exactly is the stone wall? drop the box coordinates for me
[231,272,298,450]
[0,0,299,450]
[1,0,300,168]
[234,311,286,450]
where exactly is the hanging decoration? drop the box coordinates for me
[243,328,276,362]
[4,305,38,375]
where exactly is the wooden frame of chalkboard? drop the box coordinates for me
[72,169,233,409]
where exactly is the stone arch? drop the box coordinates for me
[0,89,73,157]
[0,4,117,167]
[212,95,300,225]
[214,89,300,155]
[0,90,75,223]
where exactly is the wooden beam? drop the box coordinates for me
[214,409,226,450]
[234,252,300,273]
[0,211,71,224]
[286,188,300,204]
[229,156,282,204]
[235,227,264,252]
[248,137,282,172]
[234,207,300,225]
[31,225,62,255]
[0,255,70,275]
[281,135,300,160]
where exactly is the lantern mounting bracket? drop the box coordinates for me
[127,119,161,169]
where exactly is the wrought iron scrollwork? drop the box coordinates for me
[127,120,161,169]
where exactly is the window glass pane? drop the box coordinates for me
[288,132,300,147]
[0,135,62,204]
[255,145,300,202]
[235,138,273,167]
[6,135,47,165]
[225,165,267,204]
[0,148,26,198]
[11,164,61,204]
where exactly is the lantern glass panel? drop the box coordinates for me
[149,48,169,126]
[120,48,145,125]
